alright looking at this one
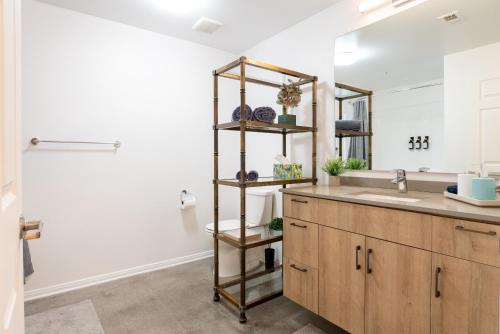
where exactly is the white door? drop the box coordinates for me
[478,44,500,174]
[0,0,24,333]
[444,41,500,174]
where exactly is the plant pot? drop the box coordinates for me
[329,175,341,187]
[265,248,275,271]
[278,114,296,125]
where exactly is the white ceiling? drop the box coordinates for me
[36,0,339,53]
[335,0,500,91]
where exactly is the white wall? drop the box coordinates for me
[22,0,242,293]
[371,81,444,171]
[444,41,500,174]
[243,0,430,184]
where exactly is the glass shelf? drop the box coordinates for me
[217,226,282,249]
[216,120,314,135]
[218,262,282,289]
[335,82,372,100]
[221,265,283,308]
[335,86,364,99]
[216,176,314,188]
[335,130,373,138]
[216,57,315,85]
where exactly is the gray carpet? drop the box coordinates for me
[26,258,345,333]
[26,299,104,334]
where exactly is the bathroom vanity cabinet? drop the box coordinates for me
[282,192,500,334]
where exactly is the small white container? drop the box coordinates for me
[457,174,474,197]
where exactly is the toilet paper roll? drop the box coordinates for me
[180,191,196,210]
[457,174,474,197]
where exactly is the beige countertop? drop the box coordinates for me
[280,185,500,225]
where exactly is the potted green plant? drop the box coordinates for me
[345,158,367,170]
[269,217,283,233]
[322,158,345,186]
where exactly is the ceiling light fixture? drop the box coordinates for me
[358,0,391,14]
[358,0,414,13]
[153,0,208,15]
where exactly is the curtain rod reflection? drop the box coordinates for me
[346,82,443,103]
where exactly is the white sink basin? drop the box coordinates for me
[354,193,423,203]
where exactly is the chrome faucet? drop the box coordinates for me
[392,169,408,193]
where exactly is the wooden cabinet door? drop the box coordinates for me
[365,238,431,334]
[319,226,365,334]
[431,254,500,334]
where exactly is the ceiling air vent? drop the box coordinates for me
[437,11,462,24]
[192,17,223,34]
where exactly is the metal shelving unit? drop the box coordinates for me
[212,56,317,323]
[335,82,373,169]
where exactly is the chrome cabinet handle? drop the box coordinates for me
[455,225,496,236]
[290,264,307,273]
[367,249,373,274]
[291,199,308,204]
[290,222,307,229]
[355,245,361,270]
[435,267,441,298]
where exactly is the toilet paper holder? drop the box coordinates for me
[180,190,196,206]
[180,190,189,205]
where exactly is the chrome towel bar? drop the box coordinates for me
[30,137,121,148]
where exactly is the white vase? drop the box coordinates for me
[329,175,341,187]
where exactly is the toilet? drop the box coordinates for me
[206,188,275,277]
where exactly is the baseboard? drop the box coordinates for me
[24,250,213,302]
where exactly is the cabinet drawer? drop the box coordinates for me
[284,195,318,223]
[284,218,318,268]
[284,257,318,314]
[432,217,500,267]
[318,199,432,250]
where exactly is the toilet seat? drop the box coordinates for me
[205,219,242,233]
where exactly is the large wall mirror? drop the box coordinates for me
[334,0,500,174]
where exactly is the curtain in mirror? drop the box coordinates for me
[348,99,368,161]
